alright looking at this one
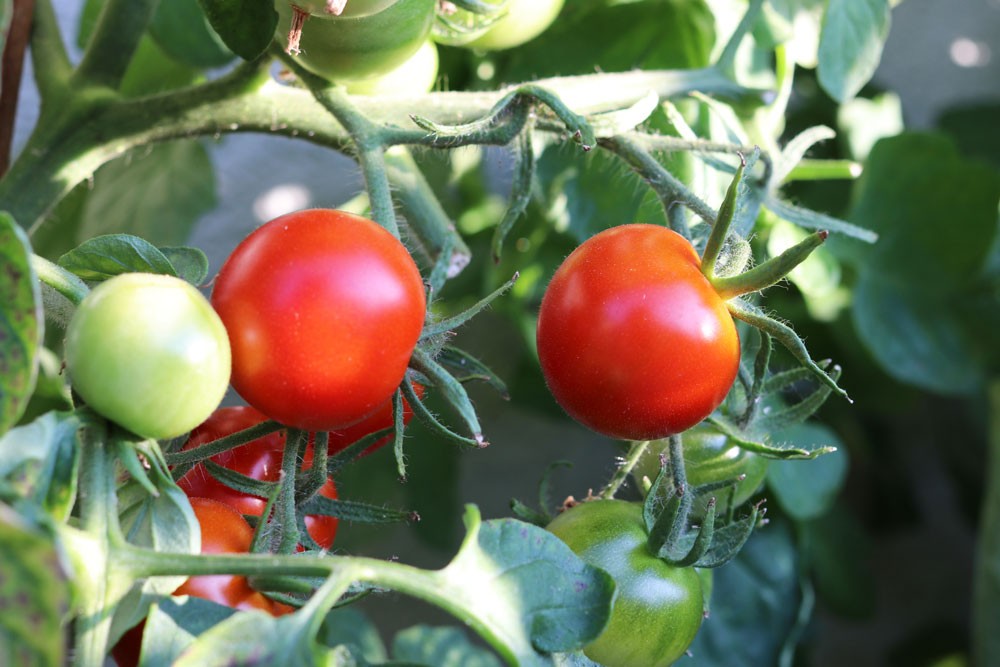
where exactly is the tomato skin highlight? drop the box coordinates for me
[177,406,339,550]
[211,209,426,432]
[536,224,740,441]
[547,499,706,667]
[465,0,565,50]
[64,273,231,440]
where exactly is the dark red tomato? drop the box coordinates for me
[177,406,338,550]
[211,209,427,432]
[536,224,740,441]
[326,382,424,456]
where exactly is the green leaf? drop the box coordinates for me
[171,609,319,667]
[0,412,81,522]
[119,35,203,97]
[0,503,70,667]
[149,0,235,68]
[841,133,1000,393]
[686,519,800,666]
[136,597,238,667]
[817,0,891,102]
[437,506,615,662]
[57,234,177,281]
[77,141,217,247]
[159,246,211,285]
[196,0,277,61]
[766,422,847,521]
[319,608,387,661]
[0,213,42,437]
[393,626,503,666]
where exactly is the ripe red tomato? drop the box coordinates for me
[177,406,338,550]
[211,209,427,432]
[536,224,740,441]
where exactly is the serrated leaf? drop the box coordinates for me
[0,412,81,522]
[439,506,615,662]
[159,246,210,285]
[817,0,891,102]
[0,213,42,436]
[392,626,503,667]
[196,0,276,61]
[766,423,847,520]
[149,0,235,68]
[0,503,70,667]
[77,141,216,247]
[57,234,177,281]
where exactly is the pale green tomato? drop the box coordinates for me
[65,273,231,440]
[466,0,564,50]
[344,40,438,95]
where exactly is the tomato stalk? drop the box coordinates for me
[598,440,650,500]
[165,420,287,480]
[30,254,89,305]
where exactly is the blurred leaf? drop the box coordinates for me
[686,518,800,666]
[15,348,72,426]
[169,608,312,667]
[150,0,235,69]
[500,0,715,81]
[938,103,1000,170]
[58,234,177,281]
[137,597,238,667]
[319,608,387,662]
[196,0,276,61]
[766,422,847,521]
[77,141,216,247]
[0,213,42,436]
[392,626,502,666]
[838,92,904,161]
[817,0,891,102]
[120,36,202,97]
[840,133,1000,393]
[0,412,81,522]
[159,246,211,285]
[802,507,876,618]
[0,503,70,667]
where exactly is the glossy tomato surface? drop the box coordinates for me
[465,0,565,50]
[325,382,423,456]
[547,499,706,667]
[344,40,438,95]
[211,209,426,432]
[64,273,230,440]
[633,423,769,518]
[536,224,740,441]
[174,497,293,613]
[275,0,435,80]
[177,406,339,549]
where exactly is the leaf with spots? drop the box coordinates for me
[0,213,42,438]
[0,503,70,667]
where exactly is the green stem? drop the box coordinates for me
[31,254,89,304]
[712,230,828,299]
[783,159,863,182]
[599,440,650,499]
[973,379,1000,666]
[29,0,72,100]
[72,0,158,90]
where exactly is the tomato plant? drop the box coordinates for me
[344,40,439,96]
[536,224,740,441]
[633,424,769,518]
[176,406,339,550]
[464,0,565,50]
[547,499,707,667]
[63,273,231,440]
[275,0,436,81]
[211,209,426,432]
[326,383,423,456]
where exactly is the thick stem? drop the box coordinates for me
[28,0,72,100]
[31,254,89,304]
[73,0,158,90]
[973,380,1000,666]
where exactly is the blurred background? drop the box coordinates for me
[18,1,1000,665]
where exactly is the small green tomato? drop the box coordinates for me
[65,273,231,440]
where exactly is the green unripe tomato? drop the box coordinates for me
[290,0,397,17]
[465,0,564,51]
[633,424,769,518]
[344,40,438,95]
[547,500,706,667]
[65,273,231,440]
[275,0,435,81]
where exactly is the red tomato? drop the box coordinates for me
[536,225,740,440]
[177,407,338,550]
[211,209,427,432]
[112,497,291,667]
[326,382,424,456]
